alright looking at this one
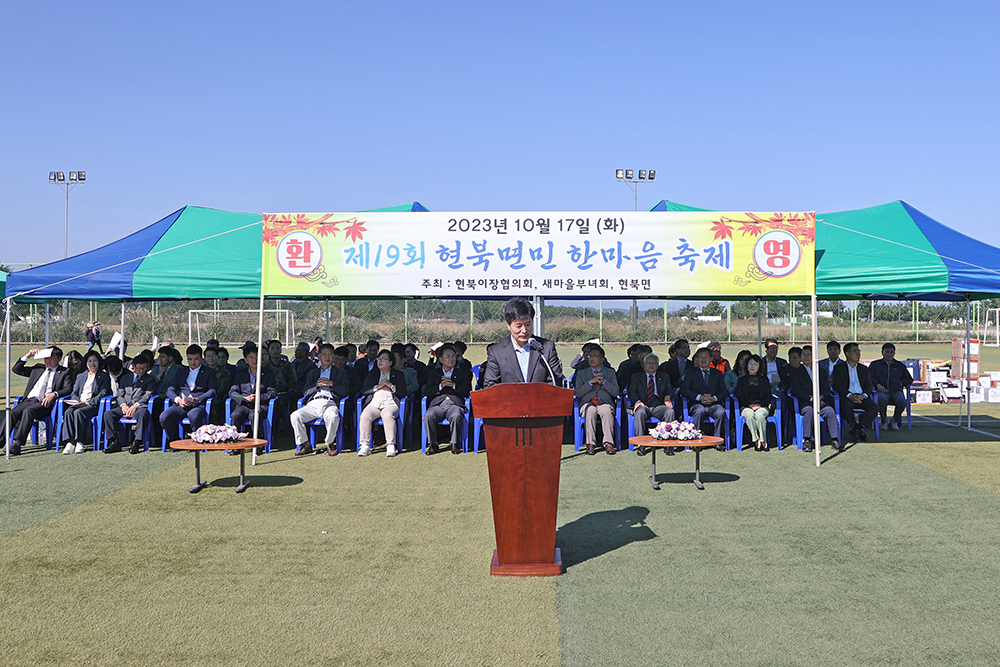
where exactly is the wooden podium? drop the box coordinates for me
[471,383,574,576]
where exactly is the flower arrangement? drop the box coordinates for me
[191,424,247,444]
[649,421,703,441]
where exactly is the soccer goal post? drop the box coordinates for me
[188,309,295,347]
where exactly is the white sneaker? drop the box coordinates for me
[386,444,397,457]
[75,442,85,454]
[357,444,372,457]
[63,443,74,455]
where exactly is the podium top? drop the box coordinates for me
[471,383,574,419]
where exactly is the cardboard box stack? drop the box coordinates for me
[951,337,980,379]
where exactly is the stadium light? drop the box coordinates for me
[615,167,656,211]
[49,169,87,258]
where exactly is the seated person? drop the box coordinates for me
[762,338,787,390]
[404,343,428,388]
[659,338,692,388]
[290,342,317,397]
[724,349,752,394]
[786,345,840,452]
[868,343,913,431]
[104,355,124,397]
[333,346,361,397]
[203,346,232,423]
[229,345,278,447]
[64,350,86,384]
[617,344,652,389]
[104,354,157,454]
[355,339,381,386]
[159,344,218,446]
[423,344,473,455]
[291,343,349,456]
[574,345,620,456]
[6,346,73,455]
[570,340,601,372]
[680,346,729,446]
[830,342,877,447]
[60,351,112,455]
[734,355,772,452]
[218,346,239,383]
[391,343,420,396]
[628,352,675,456]
[358,349,408,457]
[452,340,474,375]
[708,341,730,374]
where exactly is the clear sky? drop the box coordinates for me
[3,0,998,266]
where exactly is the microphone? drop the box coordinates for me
[529,339,558,387]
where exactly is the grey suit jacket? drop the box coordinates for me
[574,365,619,408]
[482,335,563,388]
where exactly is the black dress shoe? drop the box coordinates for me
[586,443,596,455]
[636,446,647,456]
[665,447,675,456]
[8,441,22,456]
[129,442,142,455]
[104,442,122,454]
[451,442,461,455]
[715,443,726,452]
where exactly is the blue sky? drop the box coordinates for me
[3,1,998,266]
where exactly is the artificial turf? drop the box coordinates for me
[3,415,1000,666]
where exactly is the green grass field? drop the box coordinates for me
[4,342,1000,665]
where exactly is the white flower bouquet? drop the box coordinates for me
[191,424,247,444]
[649,421,703,441]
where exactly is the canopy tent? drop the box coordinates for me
[4,202,430,302]
[650,199,1000,300]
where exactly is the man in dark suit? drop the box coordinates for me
[869,342,913,431]
[680,347,729,444]
[423,344,473,455]
[6,346,73,455]
[659,338,691,388]
[103,354,157,454]
[831,342,877,447]
[818,340,842,397]
[291,343,350,456]
[482,298,563,387]
[355,339,381,387]
[629,353,675,456]
[763,338,788,389]
[229,344,278,441]
[785,346,840,452]
[159,344,218,445]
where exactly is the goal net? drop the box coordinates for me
[188,309,295,347]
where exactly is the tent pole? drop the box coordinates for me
[756,298,762,356]
[325,298,330,344]
[5,297,11,460]
[812,294,821,467]
[120,302,126,360]
[252,294,265,466]
[966,298,972,430]
[44,302,50,347]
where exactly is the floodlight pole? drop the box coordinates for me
[616,169,655,337]
[50,173,85,258]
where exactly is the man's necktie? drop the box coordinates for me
[647,375,656,403]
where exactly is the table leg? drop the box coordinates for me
[189,451,208,493]
[649,446,660,490]
[693,448,705,490]
[236,449,250,493]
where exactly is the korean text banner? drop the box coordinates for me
[260,211,816,297]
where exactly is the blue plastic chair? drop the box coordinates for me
[9,395,61,451]
[420,396,471,453]
[573,394,622,451]
[161,397,215,451]
[356,396,407,453]
[733,393,783,451]
[224,397,274,452]
[833,391,880,442]
[104,394,160,451]
[293,396,349,454]
[679,395,732,450]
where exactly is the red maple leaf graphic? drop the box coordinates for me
[799,228,815,245]
[262,213,276,225]
[344,218,367,243]
[262,227,282,246]
[738,220,764,237]
[710,218,735,240]
[317,221,341,238]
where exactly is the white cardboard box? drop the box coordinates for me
[915,390,934,403]
[988,388,1000,403]
[971,393,984,403]
[928,371,949,386]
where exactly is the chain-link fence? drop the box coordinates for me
[2,297,995,349]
